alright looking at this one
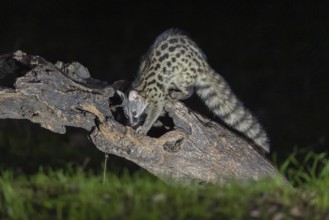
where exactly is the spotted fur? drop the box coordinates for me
[121,29,270,153]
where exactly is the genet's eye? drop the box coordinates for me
[132,111,137,116]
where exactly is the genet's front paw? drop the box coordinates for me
[136,126,148,135]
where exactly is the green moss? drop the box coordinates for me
[1,153,329,219]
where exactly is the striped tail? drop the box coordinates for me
[196,69,270,153]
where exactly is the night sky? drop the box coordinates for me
[0,1,328,169]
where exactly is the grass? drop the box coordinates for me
[0,152,329,220]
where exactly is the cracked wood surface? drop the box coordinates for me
[0,51,285,185]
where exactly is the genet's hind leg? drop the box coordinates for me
[169,86,194,100]
[169,71,196,100]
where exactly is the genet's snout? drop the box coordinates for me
[129,118,139,128]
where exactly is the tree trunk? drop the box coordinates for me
[0,51,285,185]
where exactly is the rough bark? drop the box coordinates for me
[0,51,285,185]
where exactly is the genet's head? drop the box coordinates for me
[117,90,148,127]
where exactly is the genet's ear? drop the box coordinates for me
[116,90,127,101]
[128,90,140,101]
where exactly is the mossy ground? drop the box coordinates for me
[1,152,329,220]
[0,153,329,219]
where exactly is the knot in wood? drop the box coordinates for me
[163,137,184,153]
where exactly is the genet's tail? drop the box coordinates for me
[196,69,270,153]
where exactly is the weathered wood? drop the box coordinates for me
[0,51,286,185]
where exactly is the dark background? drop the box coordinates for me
[0,1,328,172]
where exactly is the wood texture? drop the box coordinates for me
[0,51,285,185]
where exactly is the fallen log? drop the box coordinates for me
[0,51,285,185]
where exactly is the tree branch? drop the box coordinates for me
[0,51,286,185]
